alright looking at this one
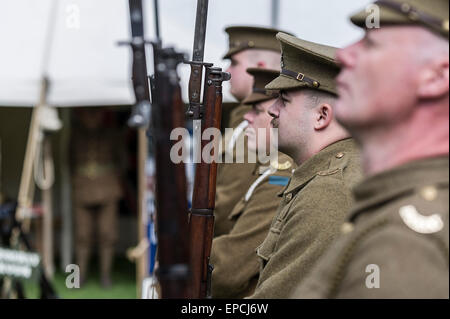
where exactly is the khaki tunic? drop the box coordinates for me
[211,153,295,298]
[214,103,258,237]
[228,103,252,129]
[249,139,362,298]
[70,128,123,248]
[71,129,123,205]
[294,156,449,299]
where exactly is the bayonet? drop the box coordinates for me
[186,0,211,119]
[121,0,151,128]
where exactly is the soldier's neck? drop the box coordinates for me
[359,104,449,177]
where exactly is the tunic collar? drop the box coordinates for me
[349,156,449,222]
[281,138,357,195]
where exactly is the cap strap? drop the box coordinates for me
[252,88,268,94]
[252,87,279,99]
[376,0,449,35]
[281,69,320,88]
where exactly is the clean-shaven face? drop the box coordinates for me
[243,98,275,152]
[335,27,426,132]
[268,90,314,157]
[226,50,254,101]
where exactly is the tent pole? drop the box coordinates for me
[42,137,54,279]
[136,128,148,298]
[59,109,73,272]
[15,78,49,231]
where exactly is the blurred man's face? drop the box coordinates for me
[268,90,314,157]
[226,50,254,102]
[335,27,424,131]
[243,98,275,152]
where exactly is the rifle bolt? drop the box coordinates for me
[207,80,212,85]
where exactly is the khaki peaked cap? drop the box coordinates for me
[243,68,280,105]
[351,0,449,38]
[265,33,340,95]
[223,26,294,59]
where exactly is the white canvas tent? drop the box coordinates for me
[0,0,371,107]
[0,0,372,296]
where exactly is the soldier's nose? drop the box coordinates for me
[337,42,358,69]
[268,100,280,118]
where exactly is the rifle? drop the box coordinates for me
[122,0,191,298]
[151,45,191,298]
[185,0,231,298]
[121,0,151,299]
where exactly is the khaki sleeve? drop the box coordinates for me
[249,178,351,298]
[214,161,257,238]
[211,180,284,298]
[335,224,449,299]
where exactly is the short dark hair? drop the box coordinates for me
[303,88,337,109]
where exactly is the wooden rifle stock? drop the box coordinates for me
[151,46,191,298]
[189,66,230,298]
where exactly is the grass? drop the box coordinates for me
[22,257,137,299]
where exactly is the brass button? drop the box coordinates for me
[341,222,354,234]
[277,161,292,170]
[420,186,438,201]
[248,41,255,47]
[285,193,293,202]
[336,152,344,159]
[312,81,319,88]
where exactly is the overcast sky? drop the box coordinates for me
[0,0,372,107]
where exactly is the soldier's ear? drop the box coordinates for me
[417,55,449,99]
[314,103,333,131]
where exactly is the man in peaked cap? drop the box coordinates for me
[211,68,295,298]
[247,33,363,299]
[295,0,449,298]
[71,109,124,288]
[214,26,294,238]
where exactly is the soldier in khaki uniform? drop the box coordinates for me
[295,0,449,299]
[71,109,124,288]
[214,26,294,237]
[248,33,363,299]
[211,68,295,298]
